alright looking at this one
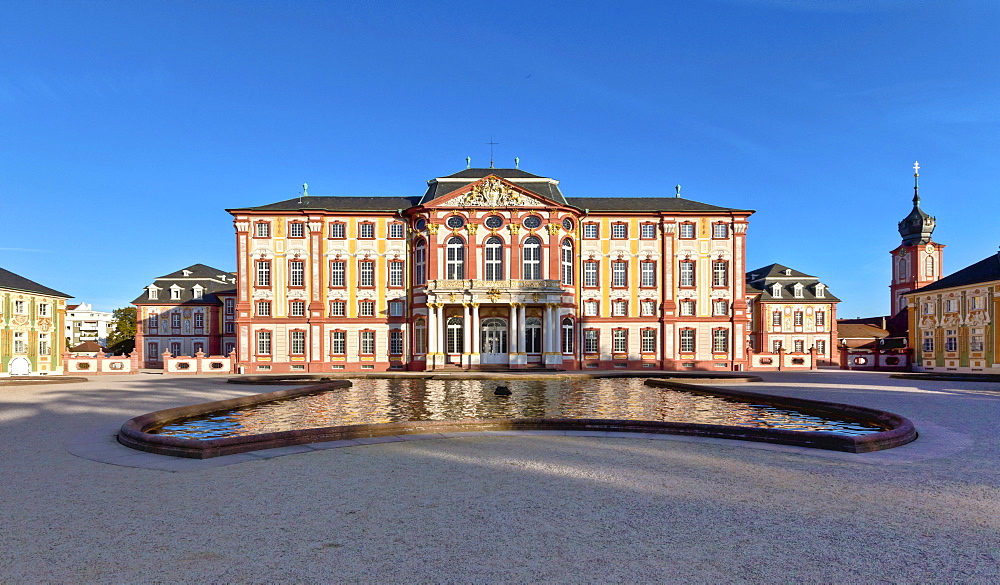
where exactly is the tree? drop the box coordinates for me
[105,307,137,355]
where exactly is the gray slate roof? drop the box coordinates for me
[908,252,1000,294]
[132,264,237,306]
[419,168,567,206]
[568,197,750,213]
[747,263,816,281]
[231,196,420,213]
[0,267,71,298]
[746,263,840,302]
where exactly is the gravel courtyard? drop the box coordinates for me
[1,370,997,583]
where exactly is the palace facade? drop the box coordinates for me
[0,267,71,376]
[227,168,754,373]
[133,264,237,367]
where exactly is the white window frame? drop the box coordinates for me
[611,261,627,288]
[680,262,695,287]
[288,222,304,238]
[640,262,655,287]
[612,300,628,317]
[330,261,346,287]
[485,237,504,281]
[289,261,305,287]
[641,329,656,353]
[561,239,573,285]
[680,329,695,353]
[358,222,375,239]
[612,329,627,353]
[446,237,465,280]
[256,331,271,355]
[640,223,656,239]
[290,331,306,355]
[256,261,271,287]
[359,261,375,287]
[522,236,542,280]
[584,262,598,287]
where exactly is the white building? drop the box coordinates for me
[65,303,113,347]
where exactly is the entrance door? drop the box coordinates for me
[480,318,508,365]
[446,316,464,364]
[8,357,31,376]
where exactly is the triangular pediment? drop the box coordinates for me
[426,175,560,209]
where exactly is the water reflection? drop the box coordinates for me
[153,378,884,440]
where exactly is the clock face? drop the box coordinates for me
[925,244,934,254]
[485,215,503,229]
[899,249,907,257]
[414,219,426,231]
[562,218,573,230]
[447,215,465,229]
[523,215,541,229]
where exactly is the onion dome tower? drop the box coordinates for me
[890,162,944,316]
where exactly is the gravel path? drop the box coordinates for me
[1,371,997,583]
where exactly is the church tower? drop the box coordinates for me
[890,161,944,316]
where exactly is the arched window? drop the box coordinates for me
[485,236,504,280]
[925,256,934,277]
[414,238,426,285]
[898,258,907,281]
[446,316,464,353]
[446,237,465,279]
[561,317,574,353]
[414,318,427,355]
[524,317,542,353]
[523,236,542,280]
[561,239,573,285]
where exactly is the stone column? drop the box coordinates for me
[462,303,472,367]
[471,303,481,366]
[439,304,447,359]
[427,303,439,368]
[508,304,519,354]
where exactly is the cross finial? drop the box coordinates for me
[913,161,920,176]
[486,138,499,168]
[912,161,921,204]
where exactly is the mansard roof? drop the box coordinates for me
[420,168,567,205]
[907,252,1000,295]
[0,266,71,298]
[132,264,237,305]
[747,263,816,281]
[568,197,750,213]
[746,264,840,302]
[231,196,420,213]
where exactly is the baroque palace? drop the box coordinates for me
[224,167,756,373]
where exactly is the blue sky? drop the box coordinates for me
[1,0,997,317]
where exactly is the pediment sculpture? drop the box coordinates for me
[457,177,544,207]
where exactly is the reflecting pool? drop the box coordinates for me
[152,378,884,439]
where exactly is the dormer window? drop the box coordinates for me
[192,285,204,300]
[771,283,782,298]
[815,284,826,298]
[182,270,192,277]
[783,269,792,275]
[170,285,182,300]
[793,283,804,298]
[147,286,159,300]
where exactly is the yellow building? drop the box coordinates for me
[0,267,71,376]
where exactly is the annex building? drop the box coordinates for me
[0,267,71,376]
[226,168,755,373]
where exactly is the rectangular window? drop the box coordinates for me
[772,311,782,329]
[679,223,695,239]
[641,329,656,353]
[584,262,599,287]
[330,301,346,317]
[816,311,826,328]
[816,339,826,356]
[713,329,729,353]
[389,262,404,287]
[612,329,627,353]
[388,300,404,317]
[612,300,628,317]
[329,222,346,239]
[255,222,270,238]
[772,339,783,353]
[680,329,695,353]
[290,301,305,317]
[640,223,656,239]
[611,223,628,239]
[922,302,932,315]
[148,342,160,360]
[680,300,696,316]
[289,261,305,287]
[415,321,427,354]
[148,313,159,329]
[561,319,574,353]
[945,299,957,313]
[945,330,958,352]
[13,332,26,353]
[583,223,599,239]
[331,331,346,355]
[584,329,599,354]
[922,331,934,352]
[584,300,599,317]
[971,328,984,352]
[640,262,655,287]
[712,261,728,287]
[170,287,181,301]
[171,313,181,328]
[612,262,627,287]
[640,300,657,317]
[360,331,375,355]
[290,331,306,355]
[256,261,271,287]
[388,222,404,238]
[712,223,728,239]
[679,261,695,287]
[38,333,50,356]
[712,299,728,316]
[256,301,271,317]
[225,298,235,315]
[224,322,235,334]
[359,301,375,317]
[794,311,803,326]
[194,313,204,328]
[170,342,182,357]
[358,222,375,239]
[288,222,304,238]
[257,331,271,355]
[793,339,804,353]
[389,330,403,355]
[330,261,346,287]
[359,261,375,287]
[38,303,48,317]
